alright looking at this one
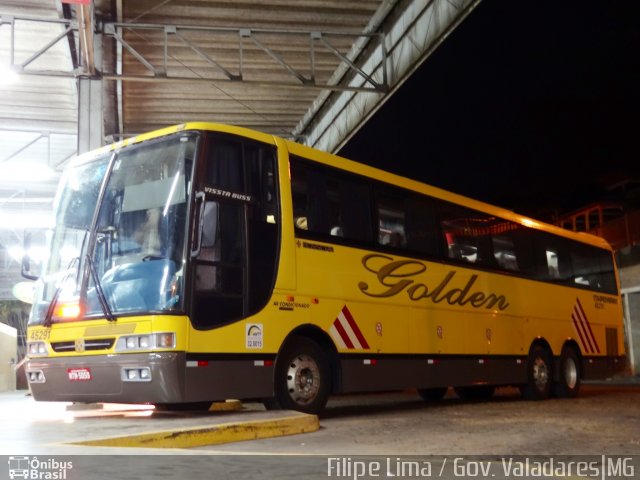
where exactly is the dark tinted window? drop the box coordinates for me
[489,222,536,274]
[532,231,617,294]
[439,204,494,266]
[291,157,372,243]
[289,155,617,294]
[374,187,440,256]
[533,232,572,282]
[569,242,617,294]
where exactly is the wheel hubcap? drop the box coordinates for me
[564,357,578,389]
[286,354,320,405]
[532,357,549,390]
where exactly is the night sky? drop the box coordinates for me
[339,0,640,221]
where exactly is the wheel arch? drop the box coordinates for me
[529,337,553,356]
[561,339,582,360]
[279,324,341,394]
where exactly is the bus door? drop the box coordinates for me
[190,135,279,329]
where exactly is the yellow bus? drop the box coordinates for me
[25,122,625,414]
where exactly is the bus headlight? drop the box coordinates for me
[27,341,48,357]
[115,332,175,352]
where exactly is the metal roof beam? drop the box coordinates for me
[1,12,389,93]
[296,0,483,153]
[101,21,389,93]
[0,14,86,77]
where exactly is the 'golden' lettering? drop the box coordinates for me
[358,254,509,311]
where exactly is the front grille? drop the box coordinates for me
[51,338,115,352]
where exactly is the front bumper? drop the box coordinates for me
[26,352,186,404]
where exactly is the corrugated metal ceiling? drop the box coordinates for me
[0,0,387,217]
[0,0,388,296]
[111,0,386,137]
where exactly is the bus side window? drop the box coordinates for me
[405,196,439,256]
[570,243,616,293]
[291,159,329,234]
[290,156,371,243]
[490,222,537,274]
[439,204,485,264]
[492,234,519,271]
[534,233,571,282]
[375,189,406,248]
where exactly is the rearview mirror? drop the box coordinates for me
[21,231,39,281]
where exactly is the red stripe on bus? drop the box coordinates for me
[333,318,355,349]
[341,306,370,350]
[576,298,600,353]
[572,314,591,353]
[573,306,594,354]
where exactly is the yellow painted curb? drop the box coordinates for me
[209,399,243,412]
[70,413,319,449]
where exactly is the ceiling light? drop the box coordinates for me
[0,162,56,183]
[0,65,19,86]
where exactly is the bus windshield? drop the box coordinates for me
[29,133,196,325]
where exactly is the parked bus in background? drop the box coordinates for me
[25,123,625,414]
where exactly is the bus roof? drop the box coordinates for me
[73,122,612,251]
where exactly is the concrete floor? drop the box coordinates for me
[1,384,639,479]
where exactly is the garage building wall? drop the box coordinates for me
[0,322,17,392]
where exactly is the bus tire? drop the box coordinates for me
[274,336,331,415]
[454,385,495,401]
[553,346,581,398]
[417,387,448,402]
[520,344,553,400]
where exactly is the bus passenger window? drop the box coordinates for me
[532,232,571,283]
[492,235,519,271]
[570,243,616,292]
[290,156,371,243]
[440,210,480,264]
[376,191,406,248]
[403,196,438,256]
[546,250,560,278]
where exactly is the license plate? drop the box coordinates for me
[67,368,92,382]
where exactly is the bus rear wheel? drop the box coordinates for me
[273,336,331,415]
[553,346,581,398]
[520,344,553,400]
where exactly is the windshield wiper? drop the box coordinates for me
[43,257,80,327]
[87,254,116,322]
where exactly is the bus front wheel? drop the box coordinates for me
[273,336,331,415]
[520,344,553,400]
